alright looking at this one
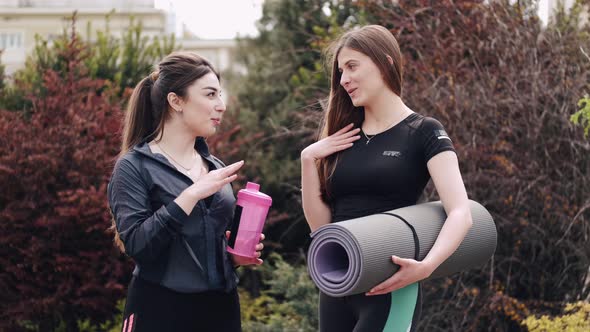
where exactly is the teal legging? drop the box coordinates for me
[319,283,421,332]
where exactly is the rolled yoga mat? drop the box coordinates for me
[307,200,496,297]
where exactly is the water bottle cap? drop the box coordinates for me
[246,182,260,191]
[238,181,272,206]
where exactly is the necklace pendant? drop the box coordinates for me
[366,139,371,145]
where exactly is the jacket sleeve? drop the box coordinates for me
[107,157,190,263]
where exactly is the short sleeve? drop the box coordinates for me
[419,117,456,162]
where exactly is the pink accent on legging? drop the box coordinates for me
[127,314,135,332]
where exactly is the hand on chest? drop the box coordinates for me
[332,133,426,195]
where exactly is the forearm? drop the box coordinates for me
[301,155,331,232]
[118,202,187,262]
[174,189,202,215]
[109,160,187,261]
[422,207,473,272]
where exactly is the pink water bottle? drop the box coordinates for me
[227,182,272,258]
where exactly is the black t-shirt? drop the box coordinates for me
[330,113,455,222]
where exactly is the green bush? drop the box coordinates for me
[522,301,590,331]
[240,253,318,332]
[571,96,590,137]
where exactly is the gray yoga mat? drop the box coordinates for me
[307,200,497,297]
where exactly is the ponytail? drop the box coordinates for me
[120,74,159,156]
[111,73,162,253]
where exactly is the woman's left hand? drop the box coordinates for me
[366,256,434,296]
[225,231,265,266]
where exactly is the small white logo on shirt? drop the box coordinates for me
[383,151,402,157]
[435,129,452,141]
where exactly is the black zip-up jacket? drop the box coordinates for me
[107,138,238,293]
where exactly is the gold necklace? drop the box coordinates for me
[157,143,198,175]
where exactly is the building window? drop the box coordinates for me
[0,32,24,49]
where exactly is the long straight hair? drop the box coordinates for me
[318,25,404,202]
[111,52,219,252]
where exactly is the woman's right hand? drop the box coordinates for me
[186,160,244,200]
[301,123,360,161]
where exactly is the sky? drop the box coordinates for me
[155,0,552,40]
[154,0,264,39]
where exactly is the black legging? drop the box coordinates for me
[121,276,241,332]
[319,283,422,332]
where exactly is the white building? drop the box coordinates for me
[0,0,170,74]
[180,38,239,75]
[0,0,238,80]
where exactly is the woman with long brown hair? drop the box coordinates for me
[107,52,263,332]
[301,25,473,331]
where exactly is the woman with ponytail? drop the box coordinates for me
[107,52,263,332]
[301,25,473,331]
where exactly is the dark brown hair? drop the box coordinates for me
[318,25,404,202]
[111,52,219,252]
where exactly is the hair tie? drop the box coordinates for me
[150,71,159,82]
